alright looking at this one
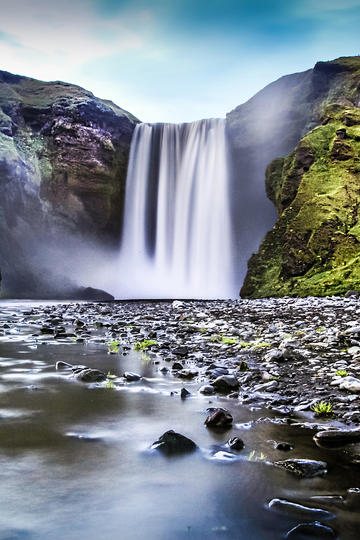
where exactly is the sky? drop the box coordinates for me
[0,0,360,122]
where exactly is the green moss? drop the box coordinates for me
[242,106,360,298]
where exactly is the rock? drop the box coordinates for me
[253,380,279,392]
[205,408,233,428]
[177,369,198,379]
[285,521,336,539]
[314,429,360,446]
[264,349,285,362]
[172,361,184,370]
[151,430,197,456]
[70,287,114,301]
[180,388,191,399]
[273,459,327,478]
[228,437,244,450]
[212,375,239,393]
[275,442,293,451]
[74,368,107,382]
[124,372,141,382]
[56,361,73,370]
[345,487,360,509]
[339,376,360,393]
[345,290,360,298]
[268,498,334,520]
[199,384,215,395]
[172,346,188,357]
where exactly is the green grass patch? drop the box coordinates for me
[311,401,333,416]
[108,341,120,354]
[134,339,158,351]
[335,369,348,377]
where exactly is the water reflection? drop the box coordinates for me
[0,303,359,539]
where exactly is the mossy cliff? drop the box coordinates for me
[0,70,138,295]
[241,91,360,297]
[227,56,360,285]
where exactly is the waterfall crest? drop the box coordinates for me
[117,118,236,299]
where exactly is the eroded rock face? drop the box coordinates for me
[0,70,138,296]
[227,56,360,287]
[241,70,360,298]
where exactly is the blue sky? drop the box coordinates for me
[0,0,360,122]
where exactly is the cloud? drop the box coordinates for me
[0,0,144,75]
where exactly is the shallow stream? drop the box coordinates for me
[0,301,359,540]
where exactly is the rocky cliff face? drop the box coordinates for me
[226,56,360,286]
[241,57,360,297]
[0,71,138,296]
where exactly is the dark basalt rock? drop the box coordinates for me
[124,372,141,382]
[285,521,336,539]
[180,388,191,399]
[69,286,114,301]
[74,368,107,383]
[314,429,360,447]
[273,459,327,478]
[205,408,233,429]
[268,499,334,520]
[228,437,244,450]
[152,430,197,456]
[172,346,188,357]
[275,442,293,451]
[212,375,239,393]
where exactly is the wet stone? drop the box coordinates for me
[228,437,244,451]
[314,429,360,447]
[205,407,233,429]
[151,430,197,456]
[273,459,328,478]
[212,375,239,393]
[180,388,191,399]
[74,369,107,383]
[284,521,336,539]
[268,499,334,520]
[275,442,293,451]
[124,372,141,382]
[199,384,215,395]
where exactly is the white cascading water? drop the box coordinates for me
[116,118,236,299]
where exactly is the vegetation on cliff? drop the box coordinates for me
[241,95,360,298]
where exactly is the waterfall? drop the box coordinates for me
[117,118,236,299]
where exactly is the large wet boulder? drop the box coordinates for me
[151,430,197,456]
[205,408,233,428]
[273,459,327,478]
[73,368,107,383]
[285,521,336,539]
[314,429,360,447]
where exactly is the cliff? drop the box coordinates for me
[241,57,360,298]
[227,56,360,286]
[0,71,138,296]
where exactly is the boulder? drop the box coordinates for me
[314,429,360,447]
[151,430,197,456]
[273,459,327,478]
[212,375,239,393]
[205,408,233,428]
[74,368,107,382]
